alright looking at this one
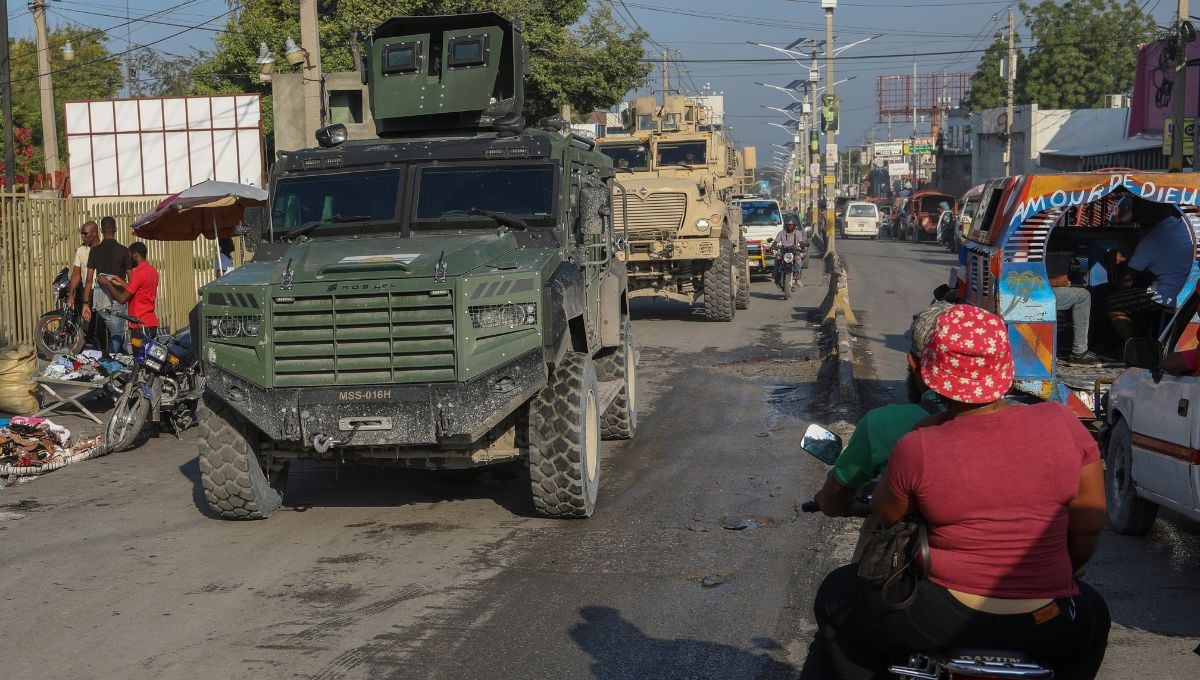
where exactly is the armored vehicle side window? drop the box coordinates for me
[599,144,649,171]
[383,42,421,75]
[657,141,706,166]
[448,34,488,68]
[413,164,555,226]
[637,114,656,132]
[272,169,401,232]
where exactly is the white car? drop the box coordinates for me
[1103,294,1200,535]
[738,198,784,274]
[842,202,879,239]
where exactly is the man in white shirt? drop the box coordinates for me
[66,220,99,309]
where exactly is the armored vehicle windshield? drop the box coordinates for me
[599,142,650,171]
[656,140,707,166]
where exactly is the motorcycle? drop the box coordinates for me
[774,245,805,299]
[799,424,1056,680]
[106,313,204,452]
[34,267,87,360]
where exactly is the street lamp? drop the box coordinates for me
[754,81,806,103]
[62,41,74,61]
[283,37,310,67]
[256,43,276,82]
[763,105,802,121]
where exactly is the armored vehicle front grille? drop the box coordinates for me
[615,192,687,241]
[271,291,456,387]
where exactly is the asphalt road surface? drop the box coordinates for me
[839,235,1200,680]
[1,267,857,680]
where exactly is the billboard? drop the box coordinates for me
[874,141,903,157]
[65,94,264,197]
[888,162,911,176]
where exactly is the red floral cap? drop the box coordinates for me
[920,304,1014,404]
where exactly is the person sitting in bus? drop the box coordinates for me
[1047,252,1100,365]
[1106,201,1195,342]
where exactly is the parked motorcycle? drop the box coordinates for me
[774,245,804,299]
[106,313,204,452]
[34,267,87,360]
[798,424,1056,680]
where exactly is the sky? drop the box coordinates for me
[13,0,1179,158]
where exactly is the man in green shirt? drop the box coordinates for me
[813,303,949,516]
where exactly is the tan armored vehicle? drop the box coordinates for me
[597,95,750,320]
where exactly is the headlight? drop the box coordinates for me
[207,315,263,339]
[469,303,537,329]
[149,344,169,361]
[695,218,710,229]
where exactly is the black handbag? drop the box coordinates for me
[856,516,930,609]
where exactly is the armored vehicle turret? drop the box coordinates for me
[194,13,635,521]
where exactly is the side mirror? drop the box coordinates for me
[238,206,267,251]
[800,423,843,465]
[1123,338,1164,369]
[580,186,609,236]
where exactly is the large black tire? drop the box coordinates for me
[105,386,149,452]
[735,232,751,310]
[35,311,85,360]
[528,352,602,517]
[1105,419,1158,535]
[782,271,793,300]
[702,239,736,322]
[197,392,285,520]
[596,317,637,440]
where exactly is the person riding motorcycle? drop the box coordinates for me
[773,216,807,290]
[813,305,1111,680]
[813,304,949,518]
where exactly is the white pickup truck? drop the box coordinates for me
[1103,290,1200,534]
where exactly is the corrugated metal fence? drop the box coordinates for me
[0,192,237,347]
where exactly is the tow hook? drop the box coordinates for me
[312,433,334,453]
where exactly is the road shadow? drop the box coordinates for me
[179,458,535,518]
[283,460,535,517]
[629,298,707,322]
[569,606,797,679]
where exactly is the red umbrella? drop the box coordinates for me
[132,180,268,275]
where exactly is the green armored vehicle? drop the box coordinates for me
[194,13,635,520]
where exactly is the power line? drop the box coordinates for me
[6,0,209,61]
[1,4,239,88]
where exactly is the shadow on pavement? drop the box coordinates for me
[569,606,797,679]
[179,458,535,518]
[629,298,707,322]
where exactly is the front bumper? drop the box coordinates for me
[204,349,547,447]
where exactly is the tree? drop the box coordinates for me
[7,25,122,159]
[963,0,1155,111]
[193,0,650,136]
[130,49,203,97]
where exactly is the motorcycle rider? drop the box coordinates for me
[813,303,949,518]
[813,305,1110,680]
[773,215,807,290]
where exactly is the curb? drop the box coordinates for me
[821,251,859,420]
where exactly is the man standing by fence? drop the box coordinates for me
[66,220,101,348]
[82,217,131,356]
[100,242,159,337]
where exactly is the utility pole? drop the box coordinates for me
[809,51,820,229]
[662,49,670,95]
[31,0,59,175]
[911,56,917,190]
[299,0,324,145]
[0,0,15,189]
[823,0,837,252]
[1004,9,1016,176]
[1170,0,1190,171]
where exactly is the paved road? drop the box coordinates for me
[1,270,853,680]
[838,236,1200,680]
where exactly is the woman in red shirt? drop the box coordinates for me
[812,305,1110,680]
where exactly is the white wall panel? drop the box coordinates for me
[91,136,119,195]
[116,134,144,195]
[65,94,262,196]
[188,131,215,184]
[164,132,192,193]
[140,132,167,195]
[67,135,93,196]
